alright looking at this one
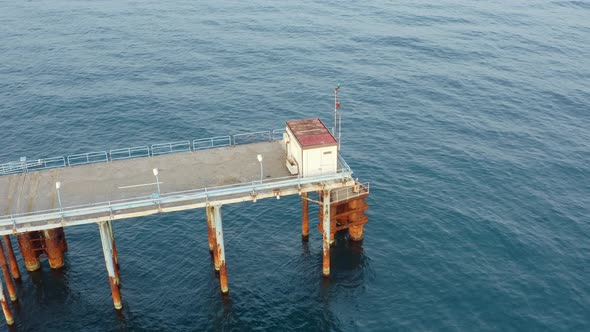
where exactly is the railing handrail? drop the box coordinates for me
[0,128,287,176]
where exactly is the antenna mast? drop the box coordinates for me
[334,83,341,150]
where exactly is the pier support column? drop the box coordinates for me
[2,236,20,279]
[322,190,331,277]
[0,243,16,302]
[98,221,122,310]
[348,199,364,241]
[206,207,215,253]
[17,233,41,272]
[301,192,309,241]
[43,229,65,269]
[0,276,13,326]
[213,205,228,294]
[207,206,220,271]
[105,221,120,285]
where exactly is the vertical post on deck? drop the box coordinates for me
[98,221,122,310]
[2,236,20,280]
[213,205,228,294]
[0,243,16,302]
[0,273,13,325]
[322,190,331,277]
[301,192,309,241]
[207,206,220,271]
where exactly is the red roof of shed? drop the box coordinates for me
[286,118,337,148]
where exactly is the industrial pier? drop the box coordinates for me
[0,117,370,326]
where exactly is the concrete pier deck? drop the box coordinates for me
[0,140,354,235]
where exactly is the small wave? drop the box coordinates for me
[553,1,590,9]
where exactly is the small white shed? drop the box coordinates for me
[283,118,338,177]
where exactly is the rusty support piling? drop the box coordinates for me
[322,190,331,277]
[2,236,20,280]
[105,221,120,285]
[207,206,220,271]
[0,273,13,325]
[43,229,66,269]
[213,205,228,294]
[0,243,16,302]
[301,192,309,241]
[348,199,364,241]
[206,207,214,253]
[98,221,122,310]
[17,233,41,272]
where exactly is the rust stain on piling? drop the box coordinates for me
[109,276,122,310]
[301,193,309,241]
[17,233,41,271]
[43,229,65,269]
[322,235,330,277]
[0,243,16,302]
[2,236,20,280]
[219,261,229,294]
[0,295,13,325]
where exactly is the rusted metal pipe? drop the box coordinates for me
[0,243,16,302]
[17,233,41,272]
[322,190,331,277]
[206,207,214,253]
[348,199,364,241]
[43,229,65,269]
[301,192,309,241]
[213,205,228,294]
[98,221,122,310]
[2,236,20,280]
[207,206,220,271]
[0,275,13,325]
[105,221,120,286]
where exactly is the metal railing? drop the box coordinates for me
[67,152,109,167]
[151,141,191,156]
[193,136,231,150]
[0,157,67,175]
[110,146,150,161]
[0,128,286,176]
[233,131,272,145]
[331,182,370,203]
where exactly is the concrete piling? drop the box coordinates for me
[0,243,17,302]
[213,205,228,294]
[17,233,41,272]
[0,279,13,326]
[98,221,122,310]
[301,192,309,241]
[2,236,20,280]
[321,190,331,277]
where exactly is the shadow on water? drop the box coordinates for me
[329,230,369,275]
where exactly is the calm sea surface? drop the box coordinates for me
[1,0,589,331]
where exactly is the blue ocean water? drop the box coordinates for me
[1,0,589,330]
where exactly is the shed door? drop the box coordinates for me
[320,149,335,174]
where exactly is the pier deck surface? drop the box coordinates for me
[0,141,290,216]
[0,140,353,235]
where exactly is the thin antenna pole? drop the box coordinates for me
[338,112,342,150]
[333,84,339,135]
